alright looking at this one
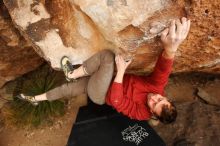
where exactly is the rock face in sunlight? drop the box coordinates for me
[1,0,220,87]
[3,0,108,70]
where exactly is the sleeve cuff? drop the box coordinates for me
[160,53,174,64]
[112,82,123,88]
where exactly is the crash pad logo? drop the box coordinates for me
[121,124,149,145]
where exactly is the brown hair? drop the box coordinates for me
[156,102,177,124]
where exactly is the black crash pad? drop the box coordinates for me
[67,101,166,146]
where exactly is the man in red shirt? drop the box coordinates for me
[18,17,190,124]
[107,17,190,124]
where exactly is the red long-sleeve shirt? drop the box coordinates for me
[105,53,174,121]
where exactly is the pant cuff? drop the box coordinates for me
[82,64,90,75]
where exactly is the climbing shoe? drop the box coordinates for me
[60,56,76,82]
[17,94,39,106]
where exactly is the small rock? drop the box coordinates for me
[197,87,220,106]
[25,131,35,139]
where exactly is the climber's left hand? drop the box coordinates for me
[161,17,191,58]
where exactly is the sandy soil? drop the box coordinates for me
[0,94,87,146]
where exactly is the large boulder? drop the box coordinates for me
[0,3,44,88]
[2,0,220,73]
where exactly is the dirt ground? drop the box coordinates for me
[0,73,219,146]
[0,93,87,146]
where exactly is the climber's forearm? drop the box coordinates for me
[114,54,131,83]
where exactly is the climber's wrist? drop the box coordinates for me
[162,49,176,59]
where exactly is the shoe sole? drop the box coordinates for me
[60,56,74,82]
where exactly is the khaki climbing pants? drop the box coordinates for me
[46,49,115,105]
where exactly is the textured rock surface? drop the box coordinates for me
[0,2,44,88]
[155,101,220,146]
[2,0,220,73]
[0,80,16,109]
[197,79,220,106]
[3,0,108,69]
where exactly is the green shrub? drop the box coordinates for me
[10,65,66,127]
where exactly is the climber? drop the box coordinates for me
[18,17,190,124]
